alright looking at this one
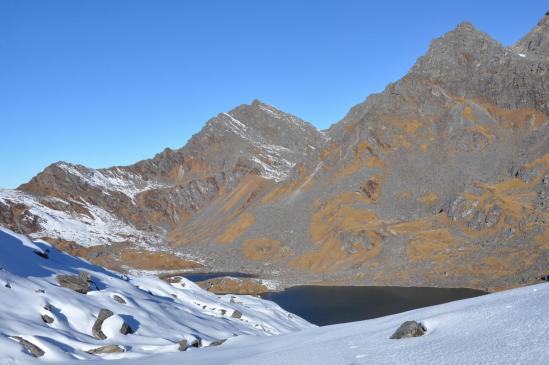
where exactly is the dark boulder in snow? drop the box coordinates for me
[86,345,125,354]
[113,294,126,304]
[56,271,93,294]
[178,339,188,351]
[231,310,243,319]
[120,322,134,335]
[13,336,45,357]
[92,309,114,340]
[390,321,427,339]
[41,314,54,324]
[190,338,203,348]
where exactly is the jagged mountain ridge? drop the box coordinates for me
[1,14,549,289]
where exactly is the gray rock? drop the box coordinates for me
[92,309,114,340]
[390,321,427,339]
[13,336,45,357]
[41,314,54,324]
[86,345,124,354]
[120,322,133,335]
[56,271,93,294]
[178,339,188,351]
[112,295,126,304]
[190,338,202,348]
[231,310,243,319]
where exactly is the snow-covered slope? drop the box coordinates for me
[1,225,547,365]
[0,227,312,364]
[48,282,549,365]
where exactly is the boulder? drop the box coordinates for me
[231,310,243,319]
[120,322,134,335]
[178,339,188,351]
[390,321,427,339]
[190,338,202,348]
[86,345,124,354]
[92,309,114,340]
[113,295,126,304]
[41,314,54,324]
[56,271,93,294]
[13,336,45,358]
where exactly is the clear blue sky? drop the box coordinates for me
[1,1,546,188]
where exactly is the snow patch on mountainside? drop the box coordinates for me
[55,164,169,200]
[0,227,313,364]
[0,189,159,247]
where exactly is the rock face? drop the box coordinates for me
[56,271,93,294]
[390,321,427,339]
[92,309,114,340]
[1,13,549,290]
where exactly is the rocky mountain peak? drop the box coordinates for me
[412,20,502,74]
[512,11,549,58]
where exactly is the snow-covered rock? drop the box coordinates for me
[0,227,312,363]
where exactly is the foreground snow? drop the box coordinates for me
[0,226,547,365]
[0,227,312,364]
[48,282,548,365]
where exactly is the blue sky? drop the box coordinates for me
[0,1,546,188]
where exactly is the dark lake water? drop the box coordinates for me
[182,272,257,282]
[261,285,486,326]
